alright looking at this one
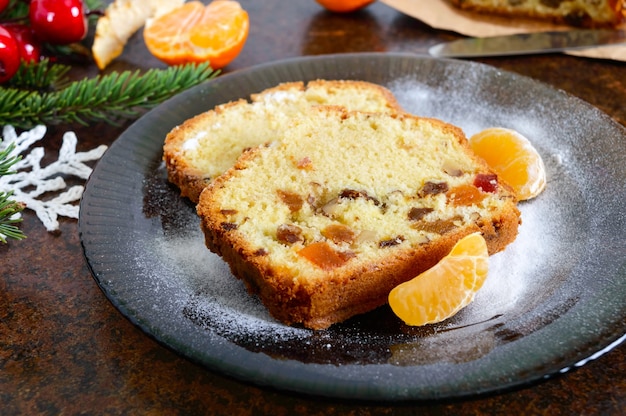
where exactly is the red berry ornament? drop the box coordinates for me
[0,25,20,83]
[0,0,9,14]
[29,0,88,45]
[4,23,42,63]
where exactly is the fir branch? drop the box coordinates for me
[8,59,72,91]
[85,0,105,23]
[0,0,29,22]
[0,142,25,243]
[0,191,25,243]
[0,62,218,129]
[0,141,21,175]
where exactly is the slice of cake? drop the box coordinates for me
[196,106,521,330]
[450,0,624,27]
[163,80,402,203]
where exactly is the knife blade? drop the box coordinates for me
[429,29,626,58]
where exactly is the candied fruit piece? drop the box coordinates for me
[412,217,460,234]
[420,181,449,196]
[277,190,304,212]
[474,173,498,193]
[379,236,405,248]
[297,156,313,170]
[446,184,486,206]
[339,189,380,205]
[298,241,353,270]
[321,223,355,244]
[277,224,304,244]
[408,207,434,221]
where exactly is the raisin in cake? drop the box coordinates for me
[163,80,402,203]
[196,106,521,330]
[450,0,624,27]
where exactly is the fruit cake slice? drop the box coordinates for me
[163,80,402,203]
[450,0,624,28]
[196,107,521,330]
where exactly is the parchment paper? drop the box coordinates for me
[381,0,626,61]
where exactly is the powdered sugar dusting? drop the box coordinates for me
[137,222,311,341]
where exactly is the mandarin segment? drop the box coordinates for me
[143,0,249,68]
[388,232,489,326]
[469,127,546,201]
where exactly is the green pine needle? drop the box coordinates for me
[7,59,72,91]
[0,142,25,243]
[0,191,25,243]
[0,0,29,21]
[1,62,218,129]
[0,142,21,176]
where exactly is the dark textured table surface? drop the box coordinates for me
[2,1,625,414]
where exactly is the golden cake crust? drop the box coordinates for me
[197,107,521,329]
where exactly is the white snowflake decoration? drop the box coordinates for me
[0,125,107,233]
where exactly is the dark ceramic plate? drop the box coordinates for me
[79,53,626,401]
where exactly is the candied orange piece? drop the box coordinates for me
[446,184,486,206]
[388,232,489,326]
[469,127,546,201]
[143,0,249,68]
[277,190,304,212]
[321,224,355,244]
[298,242,352,270]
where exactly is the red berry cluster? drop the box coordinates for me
[0,0,89,83]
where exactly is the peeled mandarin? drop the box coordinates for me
[469,127,546,201]
[388,232,489,326]
[143,0,249,69]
